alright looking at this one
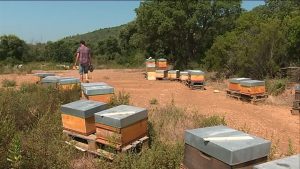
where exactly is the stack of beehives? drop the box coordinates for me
[81,82,114,103]
[291,84,300,115]
[182,126,270,169]
[145,58,156,80]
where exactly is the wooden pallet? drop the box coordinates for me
[226,90,268,103]
[63,130,149,160]
[291,108,300,115]
[187,81,205,90]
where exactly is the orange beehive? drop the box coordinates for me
[156,70,167,79]
[228,78,251,91]
[61,100,107,135]
[156,58,167,69]
[240,80,266,95]
[84,94,114,103]
[83,85,114,103]
[188,70,205,82]
[94,105,148,149]
[168,70,180,80]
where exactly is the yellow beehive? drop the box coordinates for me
[155,70,167,79]
[180,71,189,81]
[168,70,179,80]
[147,72,156,80]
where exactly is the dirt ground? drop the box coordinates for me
[1,69,299,157]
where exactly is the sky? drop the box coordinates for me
[0,1,265,43]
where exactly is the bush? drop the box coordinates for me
[200,115,227,127]
[109,91,130,107]
[1,79,16,87]
[266,78,288,96]
[149,98,158,105]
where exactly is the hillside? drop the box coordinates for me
[62,24,125,43]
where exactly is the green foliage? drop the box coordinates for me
[0,84,79,168]
[2,79,16,87]
[200,115,227,127]
[205,0,300,78]
[0,35,28,62]
[109,91,130,107]
[266,78,288,96]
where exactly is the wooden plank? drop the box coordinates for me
[61,114,96,135]
[84,93,113,103]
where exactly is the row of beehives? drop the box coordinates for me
[227,78,266,95]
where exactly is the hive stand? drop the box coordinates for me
[187,80,205,90]
[63,130,149,160]
[226,90,268,104]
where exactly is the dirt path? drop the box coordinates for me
[1,69,299,156]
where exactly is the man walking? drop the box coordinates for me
[74,40,91,82]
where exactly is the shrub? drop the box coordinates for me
[1,79,16,87]
[200,115,226,127]
[266,78,288,96]
[109,91,130,107]
[149,98,158,105]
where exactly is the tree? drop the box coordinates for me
[0,35,28,62]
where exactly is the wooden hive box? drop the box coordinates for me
[188,70,205,82]
[81,82,108,97]
[295,84,300,101]
[83,85,114,103]
[94,105,148,149]
[155,70,167,79]
[240,80,266,95]
[228,78,251,92]
[61,100,107,135]
[41,76,61,88]
[183,126,270,169]
[34,72,55,83]
[180,71,189,81]
[58,77,80,91]
[147,72,156,80]
[156,58,167,69]
[253,154,299,169]
[168,70,180,80]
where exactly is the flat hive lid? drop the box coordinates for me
[61,100,107,118]
[34,72,55,78]
[95,105,148,128]
[168,70,179,74]
[157,58,167,62]
[229,78,251,84]
[58,77,80,84]
[83,85,114,96]
[188,70,205,75]
[253,154,299,169]
[41,76,61,83]
[240,80,265,87]
[180,71,189,75]
[156,70,167,73]
[185,125,271,166]
[81,82,108,88]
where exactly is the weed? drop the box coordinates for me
[1,79,16,87]
[109,91,130,107]
[286,138,295,156]
[268,133,280,160]
[266,78,288,96]
[200,115,226,127]
[238,123,251,133]
[149,98,158,105]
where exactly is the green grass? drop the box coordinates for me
[1,79,16,87]
[266,78,288,96]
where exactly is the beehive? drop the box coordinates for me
[156,58,167,70]
[61,100,107,135]
[188,70,205,82]
[145,59,156,72]
[81,82,108,89]
[58,77,80,91]
[83,85,114,103]
[94,105,148,148]
[295,84,300,101]
[253,154,299,169]
[228,78,251,92]
[41,76,61,87]
[34,72,55,82]
[147,72,156,80]
[183,126,270,169]
[155,70,167,79]
[240,80,265,95]
[180,71,189,81]
[168,70,180,80]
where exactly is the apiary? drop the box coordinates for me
[61,100,107,135]
[183,126,270,169]
[145,59,156,72]
[34,72,55,82]
[168,70,180,80]
[94,105,148,148]
[240,80,266,95]
[147,71,156,80]
[58,77,80,91]
[83,85,114,103]
[228,78,251,92]
[156,58,167,70]
[180,71,189,81]
[155,70,167,79]
[188,70,205,82]
[253,154,299,169]
[41,76,61,87]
